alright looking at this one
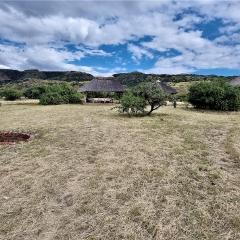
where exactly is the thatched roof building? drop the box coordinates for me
[230,77,240,87]
[156,80,177,94]
[80,77,125,92]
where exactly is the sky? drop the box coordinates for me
[0,0,240,76]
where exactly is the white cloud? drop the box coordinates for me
[0,43,101,71]
[0,0,240,74]
[0,7,101,45]
[127,44,154,62]
[0,43,123,76]
[145,44,240,74]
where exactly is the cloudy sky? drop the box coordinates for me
[0,0,240,76]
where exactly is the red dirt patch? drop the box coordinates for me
[0,132,31,144]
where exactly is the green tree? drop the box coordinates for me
[118,91,146,115]
[133,82,166,115]
[117,82,166,116]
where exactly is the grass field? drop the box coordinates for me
[0,103,240,240]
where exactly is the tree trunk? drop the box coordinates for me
[146,105,154,115]
[146,104,161,115]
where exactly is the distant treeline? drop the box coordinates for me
[0,69,235,87]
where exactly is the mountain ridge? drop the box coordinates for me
[0,69,236,87]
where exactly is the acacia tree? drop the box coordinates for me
[133,82,166,115]
[118,82,166,116]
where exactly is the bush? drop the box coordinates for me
[23,85,48,99]
[0,88,4,98]
[39,92,65,105]
[117,82,167,116]
[188,80,240,111]
[2,88,22,101]
[176,93,188,102]
[118,91,146,115]
[38,83,84,105]
[68,92,83,104]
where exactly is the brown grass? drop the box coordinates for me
[0,104,240,240]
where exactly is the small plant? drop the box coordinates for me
[2,88,22,101]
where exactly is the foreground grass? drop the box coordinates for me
[0,104,240,240]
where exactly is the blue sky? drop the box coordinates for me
[0,1,240,76]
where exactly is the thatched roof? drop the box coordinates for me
[80,77,125,92]
[230,77,240,86]
[157,81,177,94]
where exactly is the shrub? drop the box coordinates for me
[38,83,84,105]
[0,88,4,98]
[188,80,240,111]
[39,92,65,105]
[24,85,48,99]
[118,91,146,115]
[176,93,188,102]
[117,82,167,116]
[2,88,22,101]
[68,92,83,104]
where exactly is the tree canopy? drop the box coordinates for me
[117,82,166,116]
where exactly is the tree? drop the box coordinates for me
[118,91,146,115]
[132,82,166,115]
[117,82,166,116]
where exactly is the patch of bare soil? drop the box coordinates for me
[0,132,31,144]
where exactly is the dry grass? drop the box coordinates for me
[0,99,39,106]
[0,104,240,240]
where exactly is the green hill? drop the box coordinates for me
[0,69,94,84]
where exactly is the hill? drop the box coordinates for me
[113,72,233,87]
[0,69,236,88]
[0,69,94,84]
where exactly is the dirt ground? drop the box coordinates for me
[0,103,239,240]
